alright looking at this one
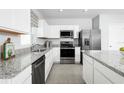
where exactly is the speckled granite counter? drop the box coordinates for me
[0,48,53,79]
[84,50,124,77]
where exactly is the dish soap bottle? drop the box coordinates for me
[1,38,15,60]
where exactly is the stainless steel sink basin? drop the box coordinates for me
[32,49,47,52]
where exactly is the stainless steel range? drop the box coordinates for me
[60,41,75,64]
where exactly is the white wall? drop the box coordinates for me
[46,18,92,29]
[100,14,124,50]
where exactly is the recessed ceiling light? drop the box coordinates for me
[84,9,88,12]
[60,9,63,12]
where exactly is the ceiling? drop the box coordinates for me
[38,9,124,19]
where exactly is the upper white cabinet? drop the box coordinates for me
[60,25,79,38]
[48,25,79,38]
[37,19,50,38]
[12,9,31,33]
[0,9,30,33]
[49,25,60,38]
[37,20,44,37]
[0,9,14,29]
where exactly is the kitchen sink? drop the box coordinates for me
[32,49,47,52]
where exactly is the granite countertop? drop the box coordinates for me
[84,50,124,77]
[0,48,53,79]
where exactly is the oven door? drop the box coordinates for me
[60,48,75,64]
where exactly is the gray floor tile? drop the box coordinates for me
[46,63,85,84]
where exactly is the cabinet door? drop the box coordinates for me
[73,25,79,38]
[23,75,32,84]
[13,9,30,33]
[45,49,54,81]
[49,25,60,38]
[94,68,111,84]
[45,52,50,81]
[94,60,124,84]
[75,47,80,63]
[83,54,93,84]
[12,66,31,84]
[56,47,60,62]
[0,9,14,29]
[37,20,44,37]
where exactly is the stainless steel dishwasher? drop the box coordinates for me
[32,55,45,84]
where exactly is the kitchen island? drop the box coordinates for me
[83,50,124,84]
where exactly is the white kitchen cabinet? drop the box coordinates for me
[94,60,124,84]
[0,9,14,29]
[75,47,80,63]
[37,19,50,38]
[45,49,54,81]
[0,9,30,33]
[12,9,31,33]
[23,75,32,84]
[73,25,80,38]
[12,66,32,84]
[83,54,94,84]
[53,47,60,63]
[60,25,79,38]
[94,68,111,84]
[49,25,60,38]
[37,20,44,37]
[0,79,12,84]
[49,25,79,38]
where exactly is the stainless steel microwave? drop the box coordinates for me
[60,30,74,38]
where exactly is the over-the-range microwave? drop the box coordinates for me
[60,30,74,38]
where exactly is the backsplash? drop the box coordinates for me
[15,47,31,55]
[36,38,79,47]
[0,32,31,57]
[0,32,20,45]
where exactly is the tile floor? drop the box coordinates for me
[46,63,85,84]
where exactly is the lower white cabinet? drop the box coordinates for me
[45,48,55,81]
[94,60,124,84]
[22,75,32,84]
[75,47,80,63]
[94,68,111,84]
[12,66,32,84]
[0,66,32,84]
[45,47,60,81]
[53,47,60,63]
[83,54,94,84]
[83,53,124,84]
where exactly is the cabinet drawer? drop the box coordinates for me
[94,68,111,84]
[94,60,124,84]
[83,54,93,64]
[12,66,31,84]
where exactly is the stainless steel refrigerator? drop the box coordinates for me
[78,29,101,64]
